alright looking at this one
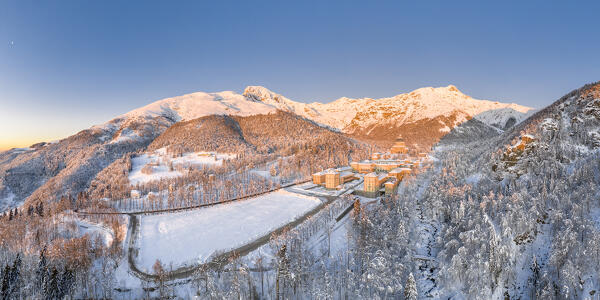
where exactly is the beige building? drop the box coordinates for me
[325,170,341,189]
[390,137,408,154]
[357,161,375,173]
[312,171,326,185]
[375,161,401,172]
[385,179,399,195]
[371,152,382,160]
[340,171,356,184]
[314,167,357,188]
[388,168,402,180]
[364,172,388,193]
[399,167,412,178]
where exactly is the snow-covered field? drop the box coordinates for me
[60,215,115,247]
[0,190,17,211]
[136,190,322,271]
[128,148,235,185]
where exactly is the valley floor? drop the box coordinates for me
[135,190,321,271]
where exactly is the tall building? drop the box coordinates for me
[325,170,341,189]
[390,136,408,154]
[385,179,399,195]
[312,171,326,185]
[364,172,388,193]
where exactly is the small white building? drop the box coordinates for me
[130,189,141,198]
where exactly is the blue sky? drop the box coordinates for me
[1,0,599,149]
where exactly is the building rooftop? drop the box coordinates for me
[340,171,354,177]
[337,166,352,172]
[324,169,339,175]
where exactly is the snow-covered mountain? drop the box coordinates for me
[244,85,534,149]
[121,91,276,122]
[426,81,600,298]
[473,107,536,131]
[97,84,533,149]
[0,84,533,207]
[244,85,533,132]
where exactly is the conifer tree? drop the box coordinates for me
[404,273,418,300]
[36,248,48,293]
[1,264,11,299]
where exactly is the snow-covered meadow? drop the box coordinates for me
[128,148,235,185]
[136,190,322,271]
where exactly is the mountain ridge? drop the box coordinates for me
[0,84,534,208]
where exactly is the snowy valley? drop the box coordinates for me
[2,82,600,299]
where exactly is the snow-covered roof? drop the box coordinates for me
[337,166,352,172]
[324,169,339,175]
[340,171,354,177]
[365,172,378,178]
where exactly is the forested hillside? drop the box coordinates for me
[185,81,600,299]
[408,81,600,298]
[87,111,370,203]
[0,115,172,208]
[0,84,531,210]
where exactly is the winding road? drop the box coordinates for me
[125,193,339,282]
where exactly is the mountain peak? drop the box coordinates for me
[243,86,284,103]
[119,89,276,123]
[446,84,460,93]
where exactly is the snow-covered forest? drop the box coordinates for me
[0,82,598,299]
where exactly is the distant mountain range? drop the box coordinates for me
[244,85,534,148]
[0,85,534,208]
[105,84,533,149]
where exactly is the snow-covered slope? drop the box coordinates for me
[101,84,532,146]
[0,84,532,208]
[244,85,534,133]
[473,107,537,131]
[121,91,276,122]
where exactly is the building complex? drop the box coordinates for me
[311,136,429,198]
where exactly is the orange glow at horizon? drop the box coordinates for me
[0,136,61,151]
